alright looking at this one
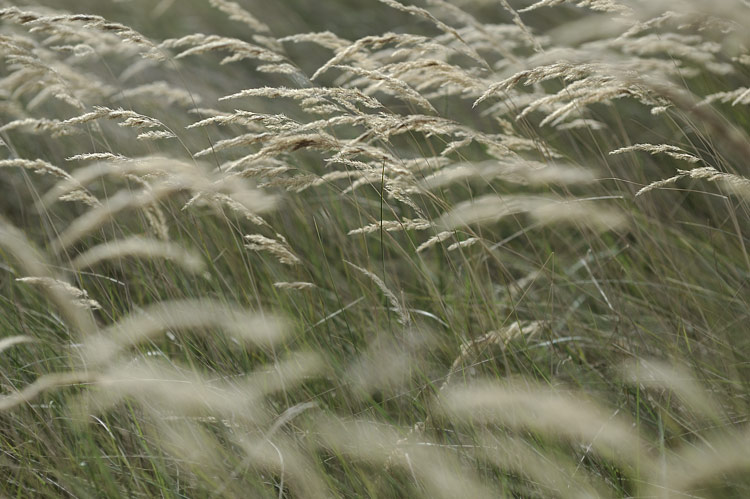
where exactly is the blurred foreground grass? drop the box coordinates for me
[0,0,749,497]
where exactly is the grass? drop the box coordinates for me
[0,0,749,497]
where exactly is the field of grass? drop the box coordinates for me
[0,0,749,497]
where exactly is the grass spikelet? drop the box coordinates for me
[136,130,176,140]
[637,166,750,197]
[273,281,316,290]
[610,143,700,163]
[244,233,300,265]
[63,106,166,129]
[376,0,487,67]
[160,34,283,64]
[441,321,546,390]
[0,158,73,180]
[498,0,542,51]
[332,64,437,113]
[416,230,453,252]
[345,260,410,325]
[348,218,432,236]
[0,117,71,136]
[278,31,352,51]
[446,237,480,251]
[208,0,270,34]
[65,152,129,162]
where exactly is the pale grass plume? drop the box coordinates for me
[0,117,74,136]
[654,430,750,498]
[315,417,497,499]
[190,191,270,226]
[419,160,596,191]
[438,194,626,231]
[620,358,723,422]
[40,156,186,209]
[244,234,300,265]
[0,158,70,181]
[345,329,435,396]
[555,118,607,130]
[332,64,437,113]
[0,158,100,206]
[347,218,432,236]
[278,31,352,51]
[50,185,181,254]
[66,152,129,163]
[16,277,102,310]
[218,132,341,171]
[98,353,323,420]
[700,87,750,106]
[148,419,241,493]
[237,436,331,499]
[531,198,627,231]
[0,336,35,354]
[82,299,288,364]
[0,371,96,412]
[136,130,176,140]
[310,32,456,81]
[416,230,453,252]
[438,379,653,474]
[62,106,166,129]
[218,86,383,113]
[376,0,487,67]
[116,80,198,107]
[610,143,700,163]
[47,156,274,213]
[446,237,479,251]
[159,34,283,65]
[637,167,750,197]
[208,0,270,34]
[49,164,274,252]
[186,109,268,130]
[90,360,269,419]
[70,236,205,274]
[498,0,543,51]
[474,431,606,499]
[273,281,316,290]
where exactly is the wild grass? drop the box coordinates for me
[0,0,749,497]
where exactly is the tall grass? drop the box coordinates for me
[0,0,749,496]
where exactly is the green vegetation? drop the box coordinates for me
[0,0,749,496]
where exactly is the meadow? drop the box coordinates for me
[0,0,749,497]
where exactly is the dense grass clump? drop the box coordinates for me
[0,0,749,496]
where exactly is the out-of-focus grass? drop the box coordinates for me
[0,0,749,497]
